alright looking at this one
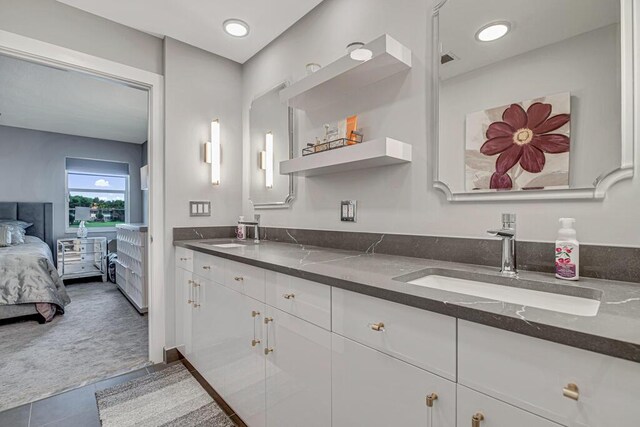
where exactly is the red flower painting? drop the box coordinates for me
[480,102,570,190]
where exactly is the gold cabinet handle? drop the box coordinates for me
[187,299,193,304]
[180,257,189,261]
[283,293,295,300]
[251,310,261,318]
[188,279,194,284]
[264,317,273,324]
[369,322,385,332]
[193,303,201,308]
[426,393,438,408]
[202,266,211,270]
[264,348,274,355]
[471,412,484,427]
[563,383,579,400]
[234,276,244,282]
[251,339,261,347]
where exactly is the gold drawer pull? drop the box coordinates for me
[264,348,274,355]
[369,322,385,332]
[187,299,193,304]
[426,393,438,408]
[180,257,189,261]
[251,310,261,318]
[234,276,244,282]
[471,412,484,427]
[251,339,261,347]
[193,303,201,308]
[264,317,273,324]
[202,266,211,270]
[563,383,579,400]
[283,293,295,300]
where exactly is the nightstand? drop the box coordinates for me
[57,237,107,281]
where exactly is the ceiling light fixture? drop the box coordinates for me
[475,22,511,42]
[223,19,250,38]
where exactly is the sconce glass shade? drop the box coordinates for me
[211,119,221,185]
[265,132,274,189]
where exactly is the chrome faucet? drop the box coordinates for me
[238,214,261,244]
[487,213,517,277]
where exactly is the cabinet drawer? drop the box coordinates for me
[193,252,224,284]
[175,247,194,272]
[458,320,640,427]
[224,260,265,302]
[265,272,331,330]
[332,287,456,380]
[332,333,456,427]
[457,385,561,427]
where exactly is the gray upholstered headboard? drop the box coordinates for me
[0,202,54,251]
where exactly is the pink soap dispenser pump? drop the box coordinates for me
[555,218,579,281]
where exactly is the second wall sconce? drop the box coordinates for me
[204,119,221,185]
[265,131,273,189]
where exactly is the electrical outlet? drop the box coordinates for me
[340,200,357,222]
[189,201,211,217]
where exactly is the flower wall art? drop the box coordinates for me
[465,92,571,191]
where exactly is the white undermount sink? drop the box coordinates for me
[398,270,601,317]
[209,243,246,248]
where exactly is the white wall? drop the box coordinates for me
[440,24,621,191]
[242,0,639,247]
[0,0,163,74]
[164,37,243,345]
[0,125,145,242]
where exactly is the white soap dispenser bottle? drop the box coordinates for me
[555,218,579,281]
[237,216,246,241]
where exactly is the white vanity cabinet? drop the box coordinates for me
[458,320,640,427]
[174,248,640,427]
[332,333,456,427]
[264,306,332,427]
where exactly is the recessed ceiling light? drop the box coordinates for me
[475,22,511,42]
[223,19,249,38]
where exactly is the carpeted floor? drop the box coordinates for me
[0,281,149,412]
[96,364,235,427]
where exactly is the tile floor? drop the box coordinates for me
[0,360,244,427]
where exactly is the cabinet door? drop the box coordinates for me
[457,385,562,427]
[174,267,187,355]
[222,291,266,427]
[179,270,195,361]
[332,333,456,427]
[265,307,331,427]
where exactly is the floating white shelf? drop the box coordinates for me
[280,138,412,177]
[280,34,412,110]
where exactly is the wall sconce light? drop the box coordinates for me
[210,119,221,185]
[258,151,266,170]
[265,131,273,189]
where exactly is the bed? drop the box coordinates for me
[0,202,70,323]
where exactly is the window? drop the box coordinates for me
[65,159,130,232]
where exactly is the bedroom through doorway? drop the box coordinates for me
[0,52,153,412]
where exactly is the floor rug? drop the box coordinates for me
[0,281,149,411]
[96,364,235,427]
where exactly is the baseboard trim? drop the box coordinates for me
[163,347,183,364]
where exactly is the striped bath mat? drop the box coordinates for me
[95,364,235,427]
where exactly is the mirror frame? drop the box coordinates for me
[248,81,295,209]
[431,0,636,202]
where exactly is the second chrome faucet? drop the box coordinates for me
[487,213,517,277]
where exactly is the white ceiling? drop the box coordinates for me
[56,0,325,64]
[0,54,148,143]
[439,0,620,79]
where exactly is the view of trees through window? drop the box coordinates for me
[67,173,128,229]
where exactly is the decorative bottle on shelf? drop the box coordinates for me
[237,216,246,241]
[555,218,579,281]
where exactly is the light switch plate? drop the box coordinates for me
[190,201,211,217]
[340,200,357,222]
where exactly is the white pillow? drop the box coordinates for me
[0,225,11,247]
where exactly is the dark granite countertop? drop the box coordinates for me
[175,238,640,363]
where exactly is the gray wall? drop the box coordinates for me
[0,125,145,243]
[241,0,640,247]
[164,37,243,346]
[0,0,163,75]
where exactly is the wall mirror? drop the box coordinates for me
[432,0,635,201]
[249,82,295,208]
